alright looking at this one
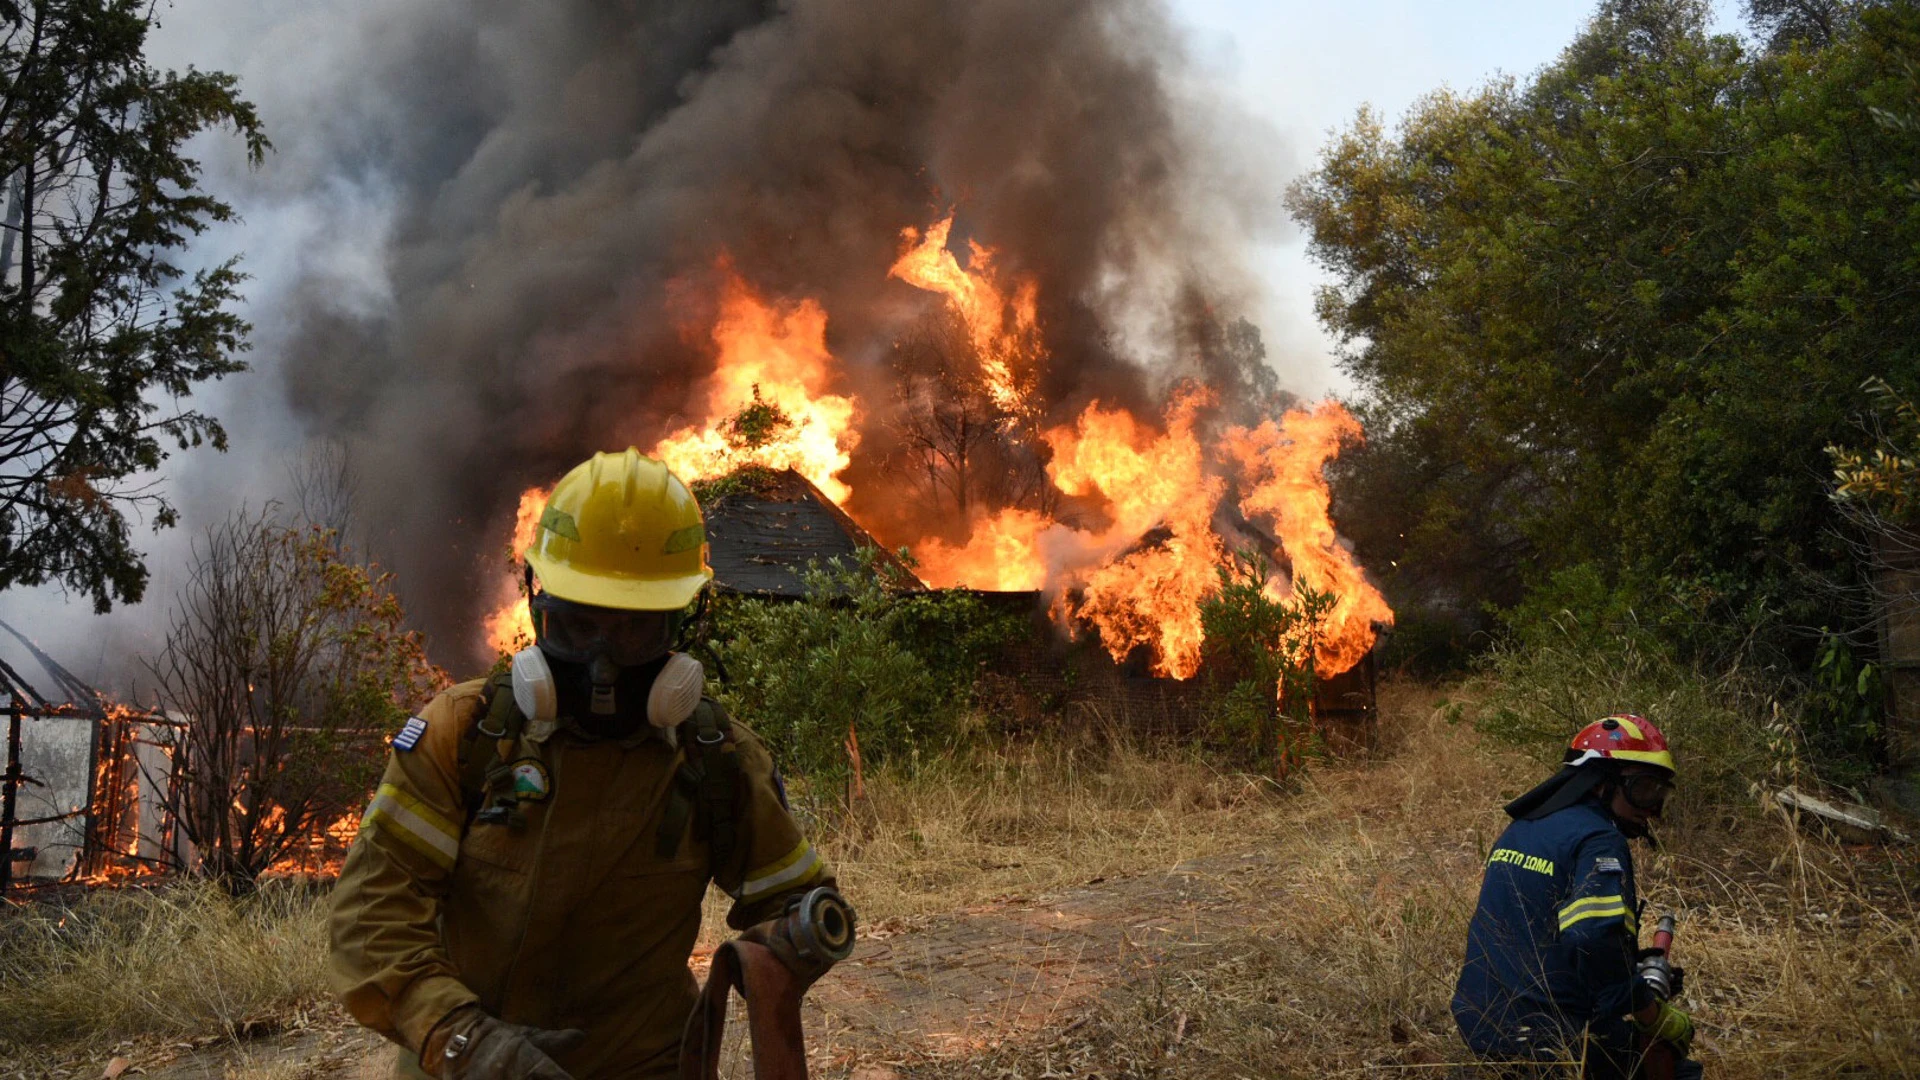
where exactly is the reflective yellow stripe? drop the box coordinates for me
[1558,894,1633,932]
[741,840,822,903]
[378,782,459,838]
[363,783,460,870]
[1558,894,1627,920]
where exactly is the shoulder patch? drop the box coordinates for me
[1594,856,1624,874]
[392,716,428,752]
[510,758,551,801]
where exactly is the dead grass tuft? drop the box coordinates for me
[0,880,332,1056]
[817,723,1304,922]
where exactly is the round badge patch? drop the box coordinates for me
[510,758,551,802]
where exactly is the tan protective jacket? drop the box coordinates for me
[327,678,833,1080]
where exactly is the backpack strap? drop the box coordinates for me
[655,699,739,875]
[460,672,526,826]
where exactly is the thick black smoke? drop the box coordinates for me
[268,0,1281,668]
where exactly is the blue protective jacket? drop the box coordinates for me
[1452,799,1641,1059]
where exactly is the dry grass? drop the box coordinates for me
[0,880,334,1057]
[819,725,1306,921]
[890,680,1920,1079]
[4,679,1916,1080]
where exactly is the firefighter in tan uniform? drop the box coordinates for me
[329,450,846,1080]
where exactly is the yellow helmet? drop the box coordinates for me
[523,449,712,611]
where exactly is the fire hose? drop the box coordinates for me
[680,887,856,1080]
[1634,914,1680,1080]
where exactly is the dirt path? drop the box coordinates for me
[810,849,1267,1069]
[119,851,1271,1080]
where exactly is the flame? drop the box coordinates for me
[914,508,1054,592]
[890,215,1041,415]
[914,391,1391,678]
[474,226,1390,682]
[483,486,548,657]
[263,808,362,879]
[915,391,1227,678]
[653,270,859,502]
[1222,401,1395,674]
[482,269,862,657]
[1045,390,1225,678]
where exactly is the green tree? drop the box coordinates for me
[1295,0,1920,669]
[0,1,267,612]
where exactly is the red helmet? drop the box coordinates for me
[1565,714,1675,774]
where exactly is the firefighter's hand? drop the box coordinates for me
[428,1005,586,1080]
[1631,1000,1695,1058]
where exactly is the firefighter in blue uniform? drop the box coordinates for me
[1453,715,1700,1078]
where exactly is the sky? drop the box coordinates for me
[0,0,1751,681]
[1167,0,1743,396]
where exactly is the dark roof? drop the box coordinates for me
[703,470,922,598]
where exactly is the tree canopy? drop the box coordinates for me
[1293,0,1920,666]
[0,0,266,611]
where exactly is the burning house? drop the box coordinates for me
[469,219,1394,745]
[0,622,185,890]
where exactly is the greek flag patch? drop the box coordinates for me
[392,716,428,752]
[1594,856,1623,874]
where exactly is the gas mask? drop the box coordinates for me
[513,593,705,739]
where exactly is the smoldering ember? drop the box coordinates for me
[2,2,1918,1079]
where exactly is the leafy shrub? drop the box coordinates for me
[1798,632,1885,792]
[1197,551,1332,777]
[707,549,1022,806]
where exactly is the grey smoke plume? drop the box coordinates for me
[166,0,1287,671]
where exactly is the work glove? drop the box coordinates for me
[425,1005,587,1080]
[1631,1000,1695,1058]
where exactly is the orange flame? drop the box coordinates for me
[890,215,1041,415]
[1222,402,1394,674]
[654,271,859,502]
[474,228,1390,682]
[482,270,863,657]
[914,508,1054,592]
[1046,390,1225,678]
[914,392,1391,677]
[483,485,548,657]
[915,390,1228,678]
